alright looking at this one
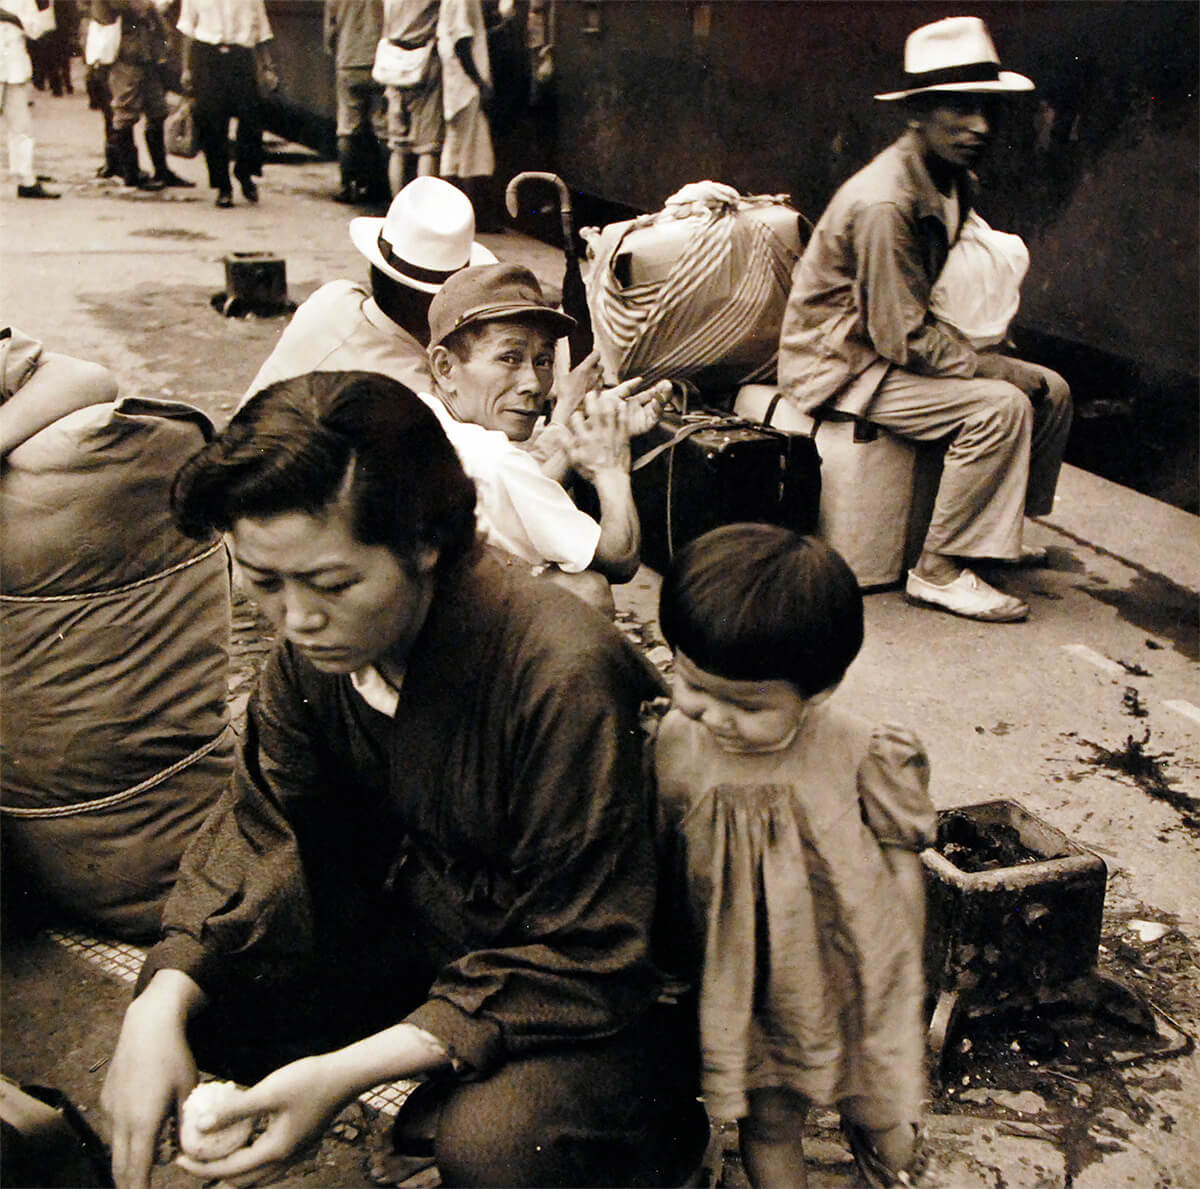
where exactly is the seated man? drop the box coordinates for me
[101,370,705,1189]
[778,16,1072,623]
[423,262,668,613]
[243,175,496,403]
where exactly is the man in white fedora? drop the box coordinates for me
[243,175,496,404]
[778,15,1072,623]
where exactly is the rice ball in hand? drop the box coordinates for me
[179,1080,256,1161]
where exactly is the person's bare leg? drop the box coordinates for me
[387,146,408,198]
[739,1087,810,1189]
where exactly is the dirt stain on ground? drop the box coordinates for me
[79,284,289,423]
[1075,729,1200,833]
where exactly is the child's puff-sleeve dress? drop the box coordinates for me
[654,699,936,1124]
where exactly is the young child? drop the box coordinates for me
[654,524,935,1188]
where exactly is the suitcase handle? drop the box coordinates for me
[631,413,775,472]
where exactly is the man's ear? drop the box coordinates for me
[429,344,456,390]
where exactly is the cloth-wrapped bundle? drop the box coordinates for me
[1,398,232,940]
[583,186,806,397]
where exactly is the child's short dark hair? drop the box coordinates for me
[658,523,864,698]
[171,370,478,574]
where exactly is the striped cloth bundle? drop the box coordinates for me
[584,192,803,395]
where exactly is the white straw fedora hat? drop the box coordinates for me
[875,16,1034,101]
[348,176,497,294]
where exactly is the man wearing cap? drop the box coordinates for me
[243,175,496,404]
[421,262,666,614]
[778,16,1072,623]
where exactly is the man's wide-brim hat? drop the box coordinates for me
[349,176,497,294]
[875,16,1034,101]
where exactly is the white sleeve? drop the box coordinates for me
[482,446,602,574]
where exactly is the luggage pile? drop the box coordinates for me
[582,182,821,569]
[1,398,233,940]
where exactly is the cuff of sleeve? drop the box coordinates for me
[134,935,215,998]
[405,999,504,1078]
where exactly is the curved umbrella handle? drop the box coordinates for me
[505,171,575,252]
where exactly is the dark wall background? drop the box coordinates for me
[265,1,1198,510]
[555,1,1197,380]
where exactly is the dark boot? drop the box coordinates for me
[98,138,121,179]
[363,136,393,206]
[333,135,358,204]
[116,126,165,191]
[146,120,195,187]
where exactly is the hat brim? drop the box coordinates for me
[875,70,1034,101]
[348,216,498,293]
[436,302,577,346]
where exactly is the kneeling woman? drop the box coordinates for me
[101,370,705,1189]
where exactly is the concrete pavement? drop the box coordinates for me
[3,82,1199,1188]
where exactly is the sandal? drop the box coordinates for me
[841,1119,927,1187]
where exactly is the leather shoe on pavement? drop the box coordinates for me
[17,182,59,199]
[905,569,1029,622]
[155,170,195,188]
[238,176,259,203]
[215,189,233,208]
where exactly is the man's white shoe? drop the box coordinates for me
[905,568,1029,622]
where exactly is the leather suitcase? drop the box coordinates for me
[630,407,820,575]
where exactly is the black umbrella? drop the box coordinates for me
[504,171,594,366]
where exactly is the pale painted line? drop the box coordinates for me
[1061,644,1126,676]
[1165,700,1200,727]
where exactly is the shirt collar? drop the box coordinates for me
[895,128,977,226]
[350,664,403,717]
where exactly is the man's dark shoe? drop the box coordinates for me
[125,173,167,192]
[155,170,195,188]
[332,182,358,204]
[96,162,119,178]
[17,183,60,199]
[216,189,234,208]
[238,176,259,203]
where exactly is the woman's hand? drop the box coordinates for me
[102,972,203,1189]
[174,1055,349,1187]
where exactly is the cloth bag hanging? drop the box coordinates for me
[84,17,121,67]
[930,212,1030,349]
[372,36,435,88]
[583,186,804,395]
[164,96,198,157]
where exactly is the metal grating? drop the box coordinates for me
[46,928,416,1116]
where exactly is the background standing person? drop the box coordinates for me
[380,0,442,197]
[176,0,276,208]
[0,0,58,197]
[324,0,388,206]
[93,0,190,190]
[655,524,934,1189]
[778,16,1072,624]
[437,0,492,214]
